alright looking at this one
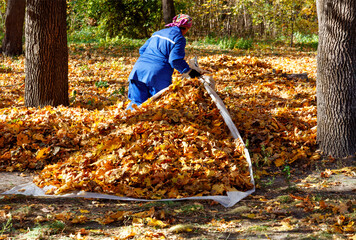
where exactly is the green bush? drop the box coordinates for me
[67,0,162,40]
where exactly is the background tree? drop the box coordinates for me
[316,0,356,158]
[162,0,176,25]
[25,0,69,107]
[67,0,162,39]
[106,0,162,38]
[1,0,26,56]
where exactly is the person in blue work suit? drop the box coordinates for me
[127,14,202,110]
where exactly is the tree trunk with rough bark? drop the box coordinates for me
[1,0,26,56]
[162,0,175,25]
[25,0,69,107]
[316,0,356,158]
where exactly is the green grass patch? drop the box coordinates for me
[68,26,145,49]
[95,81,109,88]
[0,215,12,235]
[194,36,254,50]
[0,64,12,73]
[19,221,66,240]
[68,25,103,44]
[248,225,270,232]
[277,195,293,203]
[294,32,318,51]
[142,201,181,209]
[176,203,204,213]
[67,28,318,53]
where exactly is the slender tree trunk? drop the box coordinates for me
[316,0,356,158]
[290,21,294,47]
[162,0,175,25]
[1,0,26,56]
[25,0,69,107]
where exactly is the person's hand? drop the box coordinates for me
[188,69,202,78]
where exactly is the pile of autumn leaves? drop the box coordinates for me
[0,78,253,199]
[34,79,253,199]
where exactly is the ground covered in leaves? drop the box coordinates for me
[0,162,354,240]
[0,43,355,239]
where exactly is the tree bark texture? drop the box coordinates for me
[25,0,69,107]
[162,0,175,25]
[316,0,356,158]
[1,0,26,56]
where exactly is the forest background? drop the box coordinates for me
[0,0,319,50]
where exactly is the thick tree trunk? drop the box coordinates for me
[25,0,69,107]
[1,0,26,56]
[316,0,356,158]
[162,0,175,25]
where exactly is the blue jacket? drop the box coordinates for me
[128,26,190,90]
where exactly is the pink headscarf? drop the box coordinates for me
[165,14,192,28]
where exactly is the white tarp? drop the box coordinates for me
[2,60,255,208]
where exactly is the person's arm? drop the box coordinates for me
[169,37,190,73]
[171,59,190,74]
